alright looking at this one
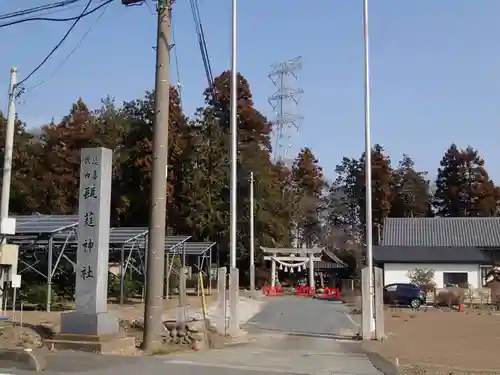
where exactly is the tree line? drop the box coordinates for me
[1,70,499,285]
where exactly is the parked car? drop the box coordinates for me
[383,283,426,308]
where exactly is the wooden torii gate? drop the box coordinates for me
[261,247,322,289]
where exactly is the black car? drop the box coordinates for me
[383,283,426,308]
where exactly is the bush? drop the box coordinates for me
[108,275,141,301]
[407,268,436,292]
[22,284,55,308]
[435,287,465,307]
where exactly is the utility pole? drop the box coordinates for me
[1,68,17,221]
[122,0,172,351]
[0,68,17,314]
[249,172,255,292]
[362,0,376,335]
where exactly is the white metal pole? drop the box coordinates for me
[249,172,255,291]
[362,0,375,334]
[1,68,17,221]
[229,0,238,270]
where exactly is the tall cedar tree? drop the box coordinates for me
[333,157,363,231]
[291,147,326,248]
[335,144,392,244]
[434,144,499,216]
[116,88,187,227]
[34,98,125,216]
[391,154,432,218]
[358,145,393,243]
[190,71,292,276]
[34,99,95,214]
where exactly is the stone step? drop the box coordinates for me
[44,335,135,354]
[50,333,122,343]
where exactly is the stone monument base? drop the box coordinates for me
[53,311,133,353]
[45,333,136,354]
[60,311,119,336]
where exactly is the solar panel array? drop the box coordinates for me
[9,215,210,254]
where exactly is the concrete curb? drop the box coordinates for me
[345,341,399,375]
[363,349,399,375]
[0,348,47,371]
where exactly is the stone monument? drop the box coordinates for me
[49,148,133,352]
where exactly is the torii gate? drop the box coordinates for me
[261,247,322,289]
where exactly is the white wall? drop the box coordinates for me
[383,263,481,289]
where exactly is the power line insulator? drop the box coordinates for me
[122,0,143,5]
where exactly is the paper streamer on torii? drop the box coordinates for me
[271,256,309,274]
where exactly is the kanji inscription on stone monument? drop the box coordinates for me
[74,148,112,314]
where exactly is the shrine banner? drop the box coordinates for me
[263,286,283,296]
[295,286,339,297]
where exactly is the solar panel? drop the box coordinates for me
[51,230,77,244]
[109,227,148,245]
[118,234,191,252]
[13,215,78,234]
[179,242,216,255]
[166,235,191,251]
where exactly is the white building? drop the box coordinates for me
[374,218,500,289]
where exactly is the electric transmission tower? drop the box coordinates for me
[268,56,304,163]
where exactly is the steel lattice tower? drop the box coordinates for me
[268,56,304,163]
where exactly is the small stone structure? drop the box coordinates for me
[162,320,207,350]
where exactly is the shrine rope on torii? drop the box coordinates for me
[261,246,322,289]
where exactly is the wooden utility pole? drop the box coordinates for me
[121,0,172,350]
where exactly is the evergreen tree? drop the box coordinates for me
[333,157,363,231]
[434,144,499,216]
[391,154,431,218]
[34,99,95,214]
[291,147,326,248]
[336,145,392,243]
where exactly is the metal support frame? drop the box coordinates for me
[10,223,193,309]
[165,242,215,299]
[8,215,219,313]
[14,225,78,312]
[193,245,214,297]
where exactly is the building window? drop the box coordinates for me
[481,266,491,286]
[443,272,468,288]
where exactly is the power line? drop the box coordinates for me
[189,0,215,100]
[0,0,80,20]
[16,0,96,89]
[25,1,110,94]
[16,0,102,19]
[0,0,112,29]
[144,0,155,15]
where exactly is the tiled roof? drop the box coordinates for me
[382,217,500,247]
[315,261,347,269]
[373,246,487,264]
